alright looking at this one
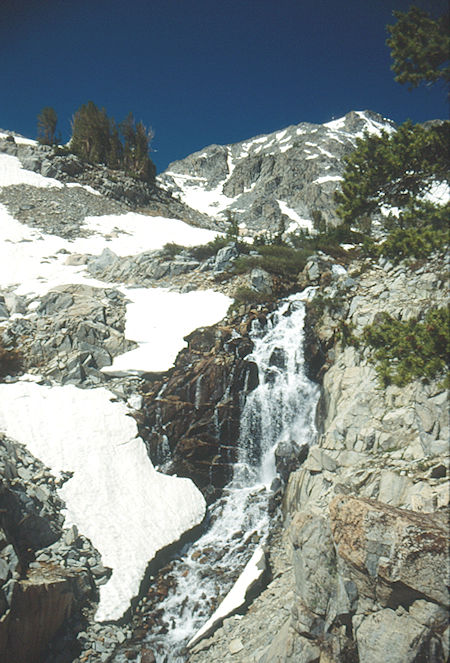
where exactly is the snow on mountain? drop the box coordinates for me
[158,110,396,235]
[0,130,37,146]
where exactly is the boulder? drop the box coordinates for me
[353,609,432,663]
[329,495,449,607]
[87,248,119,275]
[274,440,308,482]
[250,267,273,295]
[0,566,79,663]
[214,242,239,273]
[288,512,337,617]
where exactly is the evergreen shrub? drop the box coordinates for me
[362,306,450,387]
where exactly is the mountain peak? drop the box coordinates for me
[158,110,396,235]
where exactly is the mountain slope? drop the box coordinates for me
[158,110,396,235]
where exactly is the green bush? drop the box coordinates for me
[188,236,231,260]
[307,291,347,323]
[363,202,449,263]
[362,306,450,387]
[288,225,358,260]
[377,226,448,263]
[235,244,310,278]
[232,286,271,306]
[161,242,185,258]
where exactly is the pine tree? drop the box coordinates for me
[119,113,155,181]
[224,210,240,241]
[386,6,450,90]
[107,120,123,169]
[70,102,156,182]
[120,112,136,174]
[311,209,327,234]
[134,121,155,180]
[335,121,450,230]
[71,101,111,164]
[37,106,59,145]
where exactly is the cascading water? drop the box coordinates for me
[114,292,319,663]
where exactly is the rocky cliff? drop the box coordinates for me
[0,131,219,230]
[187,251,449,663]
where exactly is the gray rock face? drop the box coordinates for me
[249,267,273,295]
[355,609,429,663]
[87,248,119,275]
[4,283,134,386]
[214,242,239,273]
[0,435,91,662]
[187,253,449,663]
[159,110,396,236]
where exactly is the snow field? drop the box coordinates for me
[0,382,206,621]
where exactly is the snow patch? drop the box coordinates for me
[188,547,265,648]
[317,145,336,159]
[66,182,101,196]
[355,111,395,137]
[0,153,63,188]
[103,288,232,375]
[163,173,235,217]
[0,131,37,146]
[313,175,343,184]
[0,205,220,296]
[0,381,206,622]
[422,180,450,206]
[80,212,220,255]
[226,147,235,177]
[324,116,346,131]
[277,201,313,231]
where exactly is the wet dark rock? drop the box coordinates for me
[141,317,259,501]
[274,440,309,483]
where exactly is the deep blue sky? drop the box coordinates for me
[1,0,448,172]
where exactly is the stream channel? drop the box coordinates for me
[112,291,319,662]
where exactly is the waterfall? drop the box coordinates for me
[113,292,319,663]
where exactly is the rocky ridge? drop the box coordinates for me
[158,110,396,235]
[0,133,222,231]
